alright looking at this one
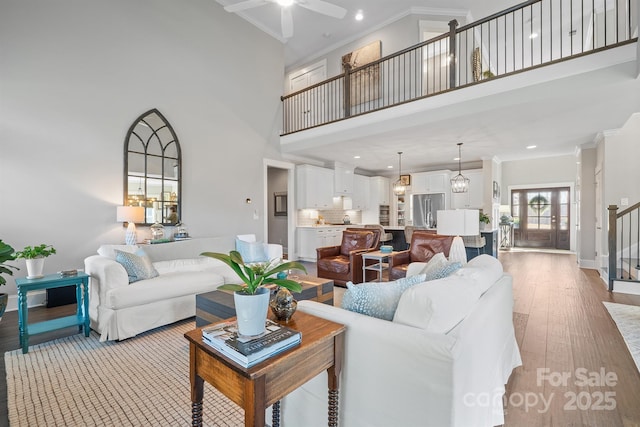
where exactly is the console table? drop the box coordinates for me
[15,272,90,354]
[184,311,345,427]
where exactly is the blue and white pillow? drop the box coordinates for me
[114,248,159,283]
[340,274,427,321]
[423,261,463,281]
[235,239,268,263]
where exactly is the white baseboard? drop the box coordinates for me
[612,280,640,296]
[4,291,47,312]
[578,259,597,269]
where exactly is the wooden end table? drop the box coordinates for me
[195,274,334,327]
[184,311,345,427]
[15,272,90,354]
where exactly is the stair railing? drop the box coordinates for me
[608,202,640,290]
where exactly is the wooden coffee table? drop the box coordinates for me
[184,311,346,427]
[195,275,334,327]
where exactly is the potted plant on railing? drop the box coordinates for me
[479,212,491,231]
[0,240,19,321]
[15,244,57,279]
[201,250,306,336]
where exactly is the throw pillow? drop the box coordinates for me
[340,274,427,321]
[418,252,447,276]
[422,261,462,281]
[235,239,268,263]
[114,248,159,283]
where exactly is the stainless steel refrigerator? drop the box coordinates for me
[412,193,445,228]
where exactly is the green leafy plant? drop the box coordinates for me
[201,250,306,295]
[15,244,57,259]
[0,240,19,286]
[479,212,491,224]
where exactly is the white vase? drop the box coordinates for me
[26,258,45,279]
[233,287,270,337]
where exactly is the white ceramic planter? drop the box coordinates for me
[26,258,45,279]
[233,287,270,337]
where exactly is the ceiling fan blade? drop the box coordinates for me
[224,0,269,13]
[281,7,294,38]
[297,0,346,19]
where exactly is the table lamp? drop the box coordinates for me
[117,206,145,245]
[436,209,479,264]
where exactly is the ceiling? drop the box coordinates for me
[216,0,640,175]
[215,0,510,68]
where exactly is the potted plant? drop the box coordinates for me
[0,240,19,320]
[201,250,306,336]
[479,212,491,231]
[15,244,57,279]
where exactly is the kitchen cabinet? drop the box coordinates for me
[411,171,450,194]
[334,162,354,195]
[370,176,391,205]
[351,174,370,210]
[297,227,346,261]
[450,169,484,209]
[296,165,334,209]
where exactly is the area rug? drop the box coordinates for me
[5,320,244,426]
[603,301,640,373]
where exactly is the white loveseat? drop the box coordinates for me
[278,255,522,427]
[84,237,244,341]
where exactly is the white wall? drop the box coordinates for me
[602,113,640,209]
[577,147,597,267]
[0,0,284,301]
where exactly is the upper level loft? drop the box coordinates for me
[281,0,639,145]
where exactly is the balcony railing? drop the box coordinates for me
[281,0,638,135]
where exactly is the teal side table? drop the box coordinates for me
[15,272,90,354]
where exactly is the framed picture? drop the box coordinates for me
[400,175,411,186]
[274,192,287,216]
[493,181,500,200]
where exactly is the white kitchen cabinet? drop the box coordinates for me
[351,174,370,210]
[450,169,484,209]
[370,176,391,205]
[296,164,334,209]
[334,162,354,195]
[411,171,449,194]
[296,227,346,261]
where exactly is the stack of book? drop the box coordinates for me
[202,319,301,367]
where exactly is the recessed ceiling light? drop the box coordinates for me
[277,0,294,6]
[453,157,460,161]
[387,165,393,169]
[526,145,537,149]
[353,155,361,159]
[355,10,364,21]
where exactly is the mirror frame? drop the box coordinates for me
[124,108,182,225]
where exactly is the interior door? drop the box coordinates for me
[512,187,570,249]
[289,62,327,129]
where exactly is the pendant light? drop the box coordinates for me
[450,143,470,193]
[393,151,406,196]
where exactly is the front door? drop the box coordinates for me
[511,187,570,250]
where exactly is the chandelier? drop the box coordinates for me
[393,151,406,196]
[450,143,470,193]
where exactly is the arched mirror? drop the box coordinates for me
[124,109,182,225]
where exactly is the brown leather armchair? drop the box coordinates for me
[388,231,453,280]
[346,227,381,249]
[317,230,378,286]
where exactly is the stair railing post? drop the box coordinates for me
[343,63,351,118]
[448,19,459,90]
[608,205,618,291]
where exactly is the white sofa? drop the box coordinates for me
[84,237,246,341]
[278,255,522,427]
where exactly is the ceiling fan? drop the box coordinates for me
[223,0,347,39]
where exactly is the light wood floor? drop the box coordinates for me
[1,251,639,426]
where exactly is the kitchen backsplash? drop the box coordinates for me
[297,209,363,226]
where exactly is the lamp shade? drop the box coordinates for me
[116,206,145,223]
[436,209,479,237]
